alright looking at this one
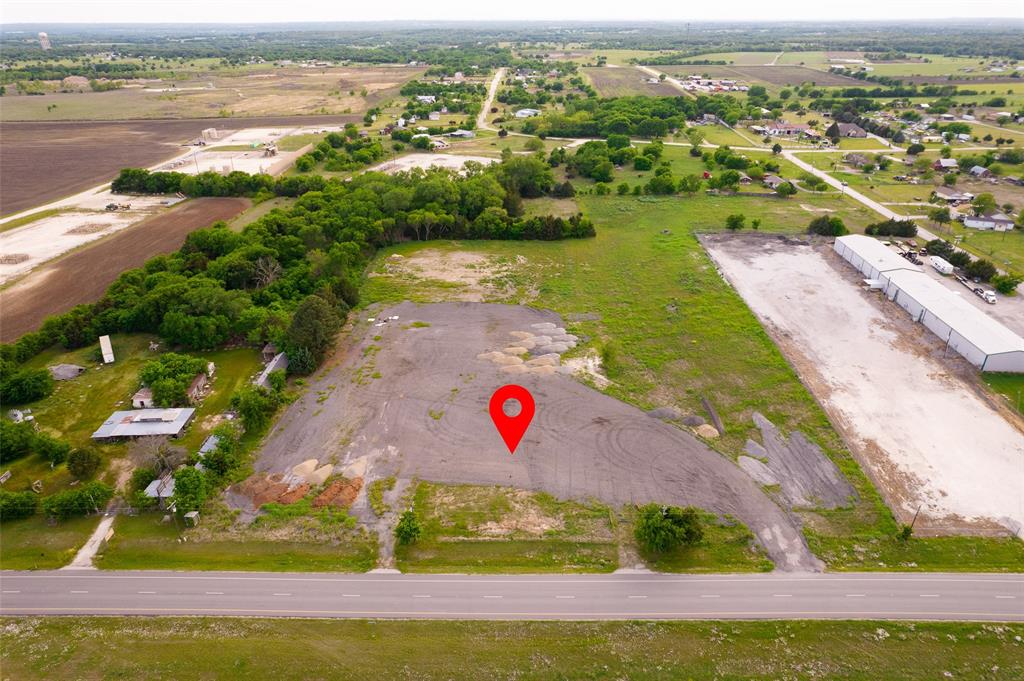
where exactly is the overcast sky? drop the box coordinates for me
[2,0,1022,24]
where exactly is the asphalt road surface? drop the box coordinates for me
[2,571,1021,621]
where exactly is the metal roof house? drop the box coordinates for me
[92,408,196,440]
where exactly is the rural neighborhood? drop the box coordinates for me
[0,8,1022,680]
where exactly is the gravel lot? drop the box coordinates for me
[704,234,1024,536]
[254,301,822,571]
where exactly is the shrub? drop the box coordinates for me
[865,219,917,237]
[634,503,704,553]
[0,490,38,521]
[0,366,54,404]
[68,448,102,480]
[991,274,1022,295]
[725,214,746,231]
[964,258,998,282]
[395,509,422,545]
[807,215,849,236]
[36,433,71,466]
[633,155,653,171]
[41,482,113,520]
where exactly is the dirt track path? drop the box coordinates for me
[255,301,823,572]
[477,68,506,131]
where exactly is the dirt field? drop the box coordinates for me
[253,301,823,571]
[583,66,680,97]
[0,65,423,122]
[0,115,358,216]
[0,197,249,341]
[703,234,1024,536]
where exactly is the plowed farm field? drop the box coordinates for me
[0,115,357,216]
[0,197,249,341]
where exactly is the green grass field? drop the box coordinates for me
[0,515,97,570]
[96,510,376,572]
[0,207,68,234]
[396,482,619,573]
[3,617,1021,681]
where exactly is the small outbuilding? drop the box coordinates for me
[132,387,155,409]
[99,335,115,364]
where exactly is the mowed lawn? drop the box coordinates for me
[3,617,1021,681]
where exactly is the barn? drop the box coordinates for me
[879,270,1024,372]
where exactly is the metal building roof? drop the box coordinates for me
[835,234,921,275]
[884,270,1024,356]
[91,408,195,439]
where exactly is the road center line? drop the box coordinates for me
[995,595,1015,599]
[483,595,503,599]
[773,594,793,598]
[700,594,720,598]
[273,593,291,597]
[205,591,224,595]
[341,594,360,598]
[70,590,88,594]
[846,594,866,598]
[555,595,574,599]
[919,594,940,598]
[628,595,648,599]
[2,590,21,594]
[412,595,431,598]
[137,591,156,594]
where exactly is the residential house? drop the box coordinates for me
[428,111,441,121]
[765,121,809,136]
[826,122,868,138]
[763,174,786,190]
[968,165,992,179]
[737,172,752,185]
[448,129,475,138]
[415,95,436,104]
[514,108,541,119]
[932,186,972,204]
[964,213,1015,232]
[843,153,871,168]
[933,158,959,172]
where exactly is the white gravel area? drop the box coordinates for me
[371,153,497,174]
[706,236,1024,535]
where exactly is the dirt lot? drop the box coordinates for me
[253,301,823,571]
[0,115,358,216]
[703,233,1024,536]
[0,65,422,123]
[583,66,680,97]
[0,197,249,341]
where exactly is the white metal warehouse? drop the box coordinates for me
[833,235,1024,373]
[833,234,920,280]
[879,270,1024,372]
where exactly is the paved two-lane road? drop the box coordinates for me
[1,571,1021,621]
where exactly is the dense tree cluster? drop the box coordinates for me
[139,353,208,407]
[0,420,71,467]
[864,218,918,237]
[634,503,705,553]
[3,163,594,379]
[296,127,386,173]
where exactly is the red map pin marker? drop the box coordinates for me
[489,384,535,455]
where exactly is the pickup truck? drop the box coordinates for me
[955,274,997,304]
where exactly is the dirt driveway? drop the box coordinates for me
[703,233,1024,536]
[254,301,822,572]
